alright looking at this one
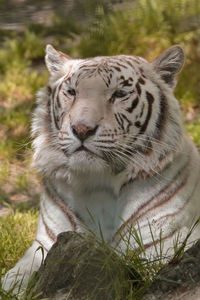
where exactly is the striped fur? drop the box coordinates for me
[3,45,200,291]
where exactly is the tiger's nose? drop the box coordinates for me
[71,123,98,142]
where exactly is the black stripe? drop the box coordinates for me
[51,88,60,130]
[121,79,133,87]
[114,113,123,129]
[121,96,131,102]
[135,121,141,128]
[124,59,135,68]
[53,82,65,130]
[126,97,139,113]
[146,91,154,104]
[139,91,154,134]
[117,113,125,131]
[113,66,121,72]
[138,77,145,85]
[136,81,141,95]
[46,96,51,118]
[52,109,59,130]
[47,85,52,95]
[116,62,128,69]
[140,102,145,118]
[56,84,63,108]
[120,113,132,133]
[52,87,57,99]
[155,92,168,140]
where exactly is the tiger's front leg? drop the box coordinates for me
[2,189,77,293]
[2,239,48,294]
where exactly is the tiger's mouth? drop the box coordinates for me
[75,145,90,152]
[74,145,105,161]
[66,144,124,174]
[74,145,97,157]
[62,146,93,158]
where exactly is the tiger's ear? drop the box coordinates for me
[45,44,71,75]
[151,46,184,87]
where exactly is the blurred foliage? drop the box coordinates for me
[77,0,200,109]
[185,118,200,147]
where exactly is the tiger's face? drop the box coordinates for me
[36,45,184,176]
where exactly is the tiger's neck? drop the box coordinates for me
[42,139,189,241]
[50,168,129,200]
[44,135,188,204]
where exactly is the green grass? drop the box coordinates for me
[0,206,39,299]
[0,208,39,276]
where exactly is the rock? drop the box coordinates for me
[27,231,128,300]
[27,232,200,300]
[143,240,200,300]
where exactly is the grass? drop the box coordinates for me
[0,0,200,298]
[0,206,39,299]
[0,221,196,300]
[0,207,39,276]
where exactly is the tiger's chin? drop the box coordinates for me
[68,150,109,174]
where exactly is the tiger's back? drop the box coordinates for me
[3,45,200,292]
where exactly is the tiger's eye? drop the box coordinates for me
[67,89,76,96]
[112,90,127,98]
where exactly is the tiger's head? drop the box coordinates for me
[32,45,184,179]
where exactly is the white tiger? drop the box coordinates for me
[2,45,200,292]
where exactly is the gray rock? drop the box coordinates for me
[27,231,200,300]
[143,240,200,300]
[27,231,128,300]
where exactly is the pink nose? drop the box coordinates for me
[72,124,98,141]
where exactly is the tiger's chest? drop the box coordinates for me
[51,174,162,241]
[54,177,125,241]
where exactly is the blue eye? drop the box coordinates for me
[112,90,127,98]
